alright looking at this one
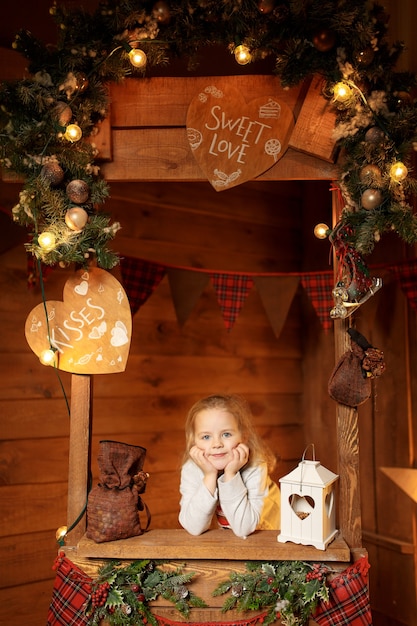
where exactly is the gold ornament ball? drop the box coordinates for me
[65,207,89,231]
[40,162,65,186]
[359,163,382,185]
[53,101,72,126]
[66,179,90,204]
[394,91,412,108]
[312,29,337,52]
[361,188,382,210]
[364,126,385,144]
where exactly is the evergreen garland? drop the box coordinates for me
[213,560,330,626]
[0,0,416,270]
[84,558,207,625]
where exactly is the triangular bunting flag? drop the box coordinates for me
[120,257,166,315]
[210,273,254,331]
[254,276,300,339]
[167,268,210,327]
[300,272,334,331]
[390,259,417,311]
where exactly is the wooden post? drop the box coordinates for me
[332,192,364,559]
[334,321,363,555]
[66,373,92,545]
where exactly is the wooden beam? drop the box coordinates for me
[66,374,92,545]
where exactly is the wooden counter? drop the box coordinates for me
[76,528,351,562]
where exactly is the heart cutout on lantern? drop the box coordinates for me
[289,494,315,520]
[25,267,132,374]
[186,84,294,191]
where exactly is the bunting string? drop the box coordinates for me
[116,256,416,335]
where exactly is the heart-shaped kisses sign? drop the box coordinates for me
[186,84,295,191]
[25,267,132,374]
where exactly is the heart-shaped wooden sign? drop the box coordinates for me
[186,84,294,191]
[25,267,132,374]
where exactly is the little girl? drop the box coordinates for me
[179,394,280,538]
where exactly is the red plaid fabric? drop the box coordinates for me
[300,272,334,331]
[47,553,92,626]
[390,259,417,311]
[313,556,372,626]
[210,274,254,330]
[120,256,166,315]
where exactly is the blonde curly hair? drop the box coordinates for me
[183,394,276,473]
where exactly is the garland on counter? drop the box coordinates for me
[0,0,417,273]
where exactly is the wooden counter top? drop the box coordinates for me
[76,528,350,562]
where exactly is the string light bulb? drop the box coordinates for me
[39,348,57,367]
[64,123,82,142]
[38,231,56,252]
[314,223,330,239]
[56,525,68,545]
[128,47,147,68]
[389,161,408,182]
[234,44,252,65]
[332,81,353,103]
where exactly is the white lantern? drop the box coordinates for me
[278,445,339,550]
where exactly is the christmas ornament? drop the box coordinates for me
[394,91,412,108]
[354,47,375,67]
[364,126,385,143]
[257,0,276,14]
[66,179,90,204]
[40,162,65,186]
[53,101,72,126]
[361,188,382,210]
[74,72,89,93]
[359,163,382,185]
[152,1,171,24]
[312,29,336,52]
[65,207,89,231]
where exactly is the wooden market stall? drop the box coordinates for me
[61,73,363,623]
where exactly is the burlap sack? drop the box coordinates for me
[86,440,150,543]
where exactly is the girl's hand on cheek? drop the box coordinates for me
[223,443,249,479]
[190,445,218,476]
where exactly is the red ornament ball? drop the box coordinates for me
[40,162,65,186]
[65,207,88,231]
[66,179,90,204]
[257,0,276,14]
[312,29,337,52]
[153,1,170,24]
[361,188,382,210]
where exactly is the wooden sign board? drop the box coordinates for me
[186,84,295,190]
[25,267,132,374]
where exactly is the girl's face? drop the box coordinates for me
[193,408,243,471]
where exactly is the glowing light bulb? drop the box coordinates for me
[56,526,68,542]
[38,231,56,252]
[64,123,82,142]
[234,44,252,65]
[333,82,352,102]
[39,348,57,367]
[389,161,408,182]
[129,48,147,68]
[314,223,330,239]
